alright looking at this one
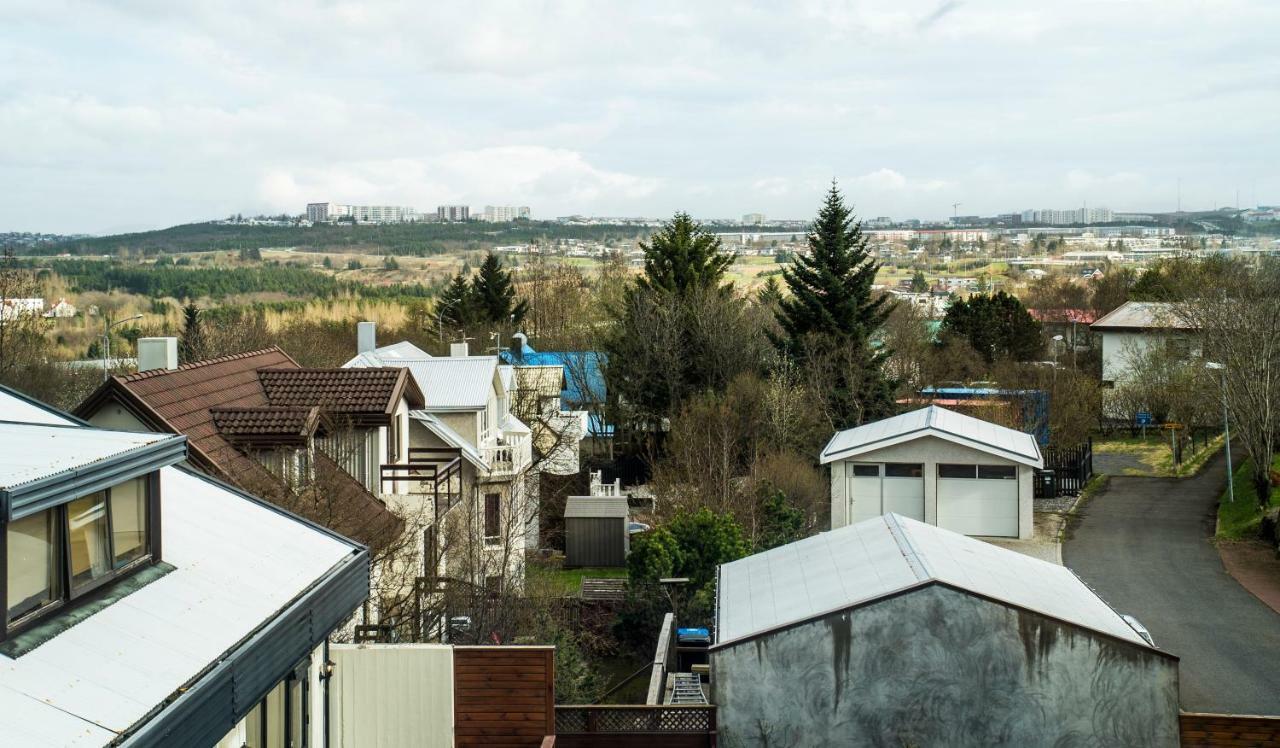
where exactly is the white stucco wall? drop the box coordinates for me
[1099,330,1201,384]
[85,400,150,432]
[829,435,1033,539]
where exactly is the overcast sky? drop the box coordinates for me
[2,0,1277,234]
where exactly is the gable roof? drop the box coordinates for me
[565,495,629,518]
[258,367,422,413]
[73,348,405,551]
[1090,301,1195,332]
[819,405,1042,467]
[409,410,487,471]
[348,351,498,411]
[714,514,1166,655]
[501,341,606,407]
[210,405,321,442]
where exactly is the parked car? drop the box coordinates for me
[628,521,652,535]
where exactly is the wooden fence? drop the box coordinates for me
[454,646,555,748]
[554,705,716,748]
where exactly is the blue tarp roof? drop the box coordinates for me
[500,342,607,408]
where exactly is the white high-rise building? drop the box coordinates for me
[306,203,418,223]
[481,206,531,222]
[1020,207,1115,225]
[742,213,766,225]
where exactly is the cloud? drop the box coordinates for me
[849,169,948,193]
[917,1,962,30]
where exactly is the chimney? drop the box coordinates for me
[357,321,376,355]
[137,337,179,372]
[511,332,528,362]
[450,341,469,357]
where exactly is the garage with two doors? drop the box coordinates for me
[821,406,1042,539]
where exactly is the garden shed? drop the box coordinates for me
[564,495,630,567]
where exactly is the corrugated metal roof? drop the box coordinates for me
[371,341,432,360]
[565,495,629,518]
[348,352,497,411]
[714,514,1156,652]
[819,405,1042,467]
[0,391,359,744]
[1090,301,1194,331]
[0,423,177,491]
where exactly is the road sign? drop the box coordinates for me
[1136,411,1154,426]
[1163,422,1184,430]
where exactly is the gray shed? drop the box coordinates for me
[564,496,630,568]
[711,514,1180,747]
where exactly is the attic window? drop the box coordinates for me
[3,474,159,638]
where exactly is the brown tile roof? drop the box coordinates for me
[210,405,320,441]
[258,367,422,413]
[73,347,405,552]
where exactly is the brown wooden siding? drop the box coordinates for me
[1181,712,1280,747]
[454,646,555,747]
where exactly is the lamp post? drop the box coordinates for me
[1206,361,1233,503]
[102,314,143,381]
[1052,334,1064,383]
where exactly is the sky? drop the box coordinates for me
[1,0,1278,234]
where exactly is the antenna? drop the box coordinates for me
[951,203,962,220]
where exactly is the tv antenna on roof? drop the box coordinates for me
[952,203,962,219]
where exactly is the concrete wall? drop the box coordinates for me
[711,584,1180,748]
[830,435,1034,539]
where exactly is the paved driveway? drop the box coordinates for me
[1064,451,1280,715]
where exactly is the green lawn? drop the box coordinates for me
[1217,455,1280,539]
[527,563,628,596]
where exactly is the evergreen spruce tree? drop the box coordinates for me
[636,212,732,295]
[178,303,206,363]
[775,182,896,426]
[470,251,528,326]
[437,271,475,329]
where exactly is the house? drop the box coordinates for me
[503,332,611,449]
[0,297,43,320]
[344,323,540,589]
[1090,301,1199,385]
[0,385,368,747]
[820,405,1042,539]
[41,298,76,318]
[710,514,1180,747]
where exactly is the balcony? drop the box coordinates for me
[481,431,532,477]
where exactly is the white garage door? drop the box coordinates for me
[846,462,924,525]
[937,464,1019,537]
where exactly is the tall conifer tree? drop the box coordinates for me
[775,183,895,425]
[636,212,732,295]
[471,252,528,326]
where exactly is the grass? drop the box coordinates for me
[526,563,628,596]
[1094,432,1222,477]
[1216,455,1280,540]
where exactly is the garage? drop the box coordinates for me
[936,463,1019,537]
[847,463,925,524]
[821,405,1043,540]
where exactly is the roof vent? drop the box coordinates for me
[137,337,179,372]
[357,321,376,354]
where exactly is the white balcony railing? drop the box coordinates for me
[481,432,532,476]
[589,470,621,497]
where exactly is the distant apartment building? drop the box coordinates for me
[307,202,419,223]
[742,213,766,225]
[1020,207,1115,225]
[864,216,894,228]
[438,205,471,222]
[481,205,531,222]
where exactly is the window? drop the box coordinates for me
[423,526,438,581]
[484,493,501,542]
[485,575,502,598]
[387,414,401,464]
[939,464,977,479]
[852,464,880,477]
[67,492,112,593]
[884,463,923,478]
[6,510,62,624]
[4,475,155,635]
[977,465,1017,480]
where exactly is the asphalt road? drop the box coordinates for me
[1063,451,1280,715]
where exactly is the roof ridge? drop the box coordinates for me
[884,514,932,582]
[118,347,292,382]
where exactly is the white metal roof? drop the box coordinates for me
[370,341,432,360]
[1090,301,1194,331]
[0,387,77,426]
[819,405,1042,467]
[0,390,359,744]
[714,514,1156,652]
[0,422,180,491]
[347,352,497,411]
[565,495,629,518]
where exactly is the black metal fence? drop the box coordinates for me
[1036,439,1094,498]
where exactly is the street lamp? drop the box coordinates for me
[1052,334,1064,382]
[1206,361,1233,503]
[102,314,143,381]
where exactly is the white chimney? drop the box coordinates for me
[357,321,377,354]
[137,337,179,372]
[450,341,469,357]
